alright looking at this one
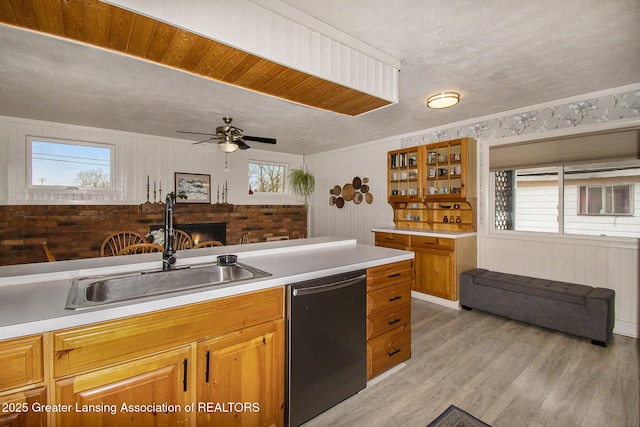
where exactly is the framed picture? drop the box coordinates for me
[174,172,211,204]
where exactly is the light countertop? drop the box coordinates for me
[372,227,477,239]
[0,237,413,340]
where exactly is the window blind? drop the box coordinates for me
[489,128,640,171]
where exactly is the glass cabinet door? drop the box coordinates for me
[388,148,422,200]
[424,140,465,200]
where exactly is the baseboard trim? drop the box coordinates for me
[411,291,460,310]
[366,363,406,388]
[613,320,639,339]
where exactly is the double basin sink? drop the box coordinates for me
[66,259,271,309]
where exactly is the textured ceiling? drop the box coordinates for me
[0,0,639,155]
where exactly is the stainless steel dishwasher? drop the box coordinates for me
[286,270,367,427]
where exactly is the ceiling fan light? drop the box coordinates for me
[426,92,460,109]
[218,138,239,153]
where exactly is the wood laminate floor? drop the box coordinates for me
[304,298,639,427]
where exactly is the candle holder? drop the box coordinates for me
[145,183,150,204]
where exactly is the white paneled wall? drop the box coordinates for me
[477,231,639,337]
[0,116,303,206]
[103,0,400,103]
[306,137,400,244]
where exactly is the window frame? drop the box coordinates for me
[247,160,288,195]
[27,136,115,192]
[491,160,639,238]
[577,184,633,216]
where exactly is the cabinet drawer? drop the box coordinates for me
[374,232,411,249]
[367,324,411,379]
[0,335,43,392]
[367,281,411,315]
[411,235,454,251]
[367,260,413,291]
[53,287,283,377]
[367,302,410,340]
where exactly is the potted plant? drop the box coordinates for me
[288,158,315,207]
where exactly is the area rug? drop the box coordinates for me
[427,405,491,427]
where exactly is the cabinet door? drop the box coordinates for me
[388,148,422,200]
[414,247,455,300]
[197,320,284,427]
[0,387,46,427]
[55,346,191,427]
[0,335,43,392]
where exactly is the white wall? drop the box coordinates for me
[0,115,304,206]
[307,85,640,338]
[306,137,397,242]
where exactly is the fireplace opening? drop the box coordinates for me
[150,222,227,246]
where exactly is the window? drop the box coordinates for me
[493,162,640,238]
[29,137,113,189]
[494,167,559,233]
[578,185,632,215]
[248,161,286,194]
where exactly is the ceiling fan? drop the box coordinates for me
[177,117,276,153]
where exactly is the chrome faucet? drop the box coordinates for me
[163,193,177,271]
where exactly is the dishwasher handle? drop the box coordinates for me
[292,274,366,297]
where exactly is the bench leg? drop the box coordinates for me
[591,339,607,347]
[461,305,472,311]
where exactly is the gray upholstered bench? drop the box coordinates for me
[460,269,615,346]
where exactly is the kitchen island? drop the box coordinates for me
[0,236,412,340]
[0,237,413,426]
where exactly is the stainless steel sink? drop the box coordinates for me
[66,262,271,309]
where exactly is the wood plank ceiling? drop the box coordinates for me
[0,0,392,116]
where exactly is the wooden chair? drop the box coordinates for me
[174,229,193,250]
[193,240,225,248]
[116,243,164,255]
[238,232,252,244]
[42,242,56,262]
[100,231,147,257]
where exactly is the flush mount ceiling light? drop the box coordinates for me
[218,135,239,153]
[426,92,460,109]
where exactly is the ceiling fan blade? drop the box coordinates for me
[243,135,276,144]
[237,139,251,150]
[177,130,216,136]
[193,137,214,145]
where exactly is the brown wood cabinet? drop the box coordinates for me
[0,335,43,392]
[375,232,476,301]
[387,138,477,232]
[196,319,284,427]
[45,287,284,427]
[0,387,47,427]
[366,260,413,379]
[0,335,46,427]
[55,346,191,426]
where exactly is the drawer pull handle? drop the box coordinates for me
[388,295,402,302]
[387,273,401,278]
[388,348,401,357]
[205,351,210,383]
[388,318,401,325]
[183,358,188,392]
[385,237,395,240]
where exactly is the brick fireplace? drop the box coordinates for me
[0,204,307,265]
[150,222,227,246]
